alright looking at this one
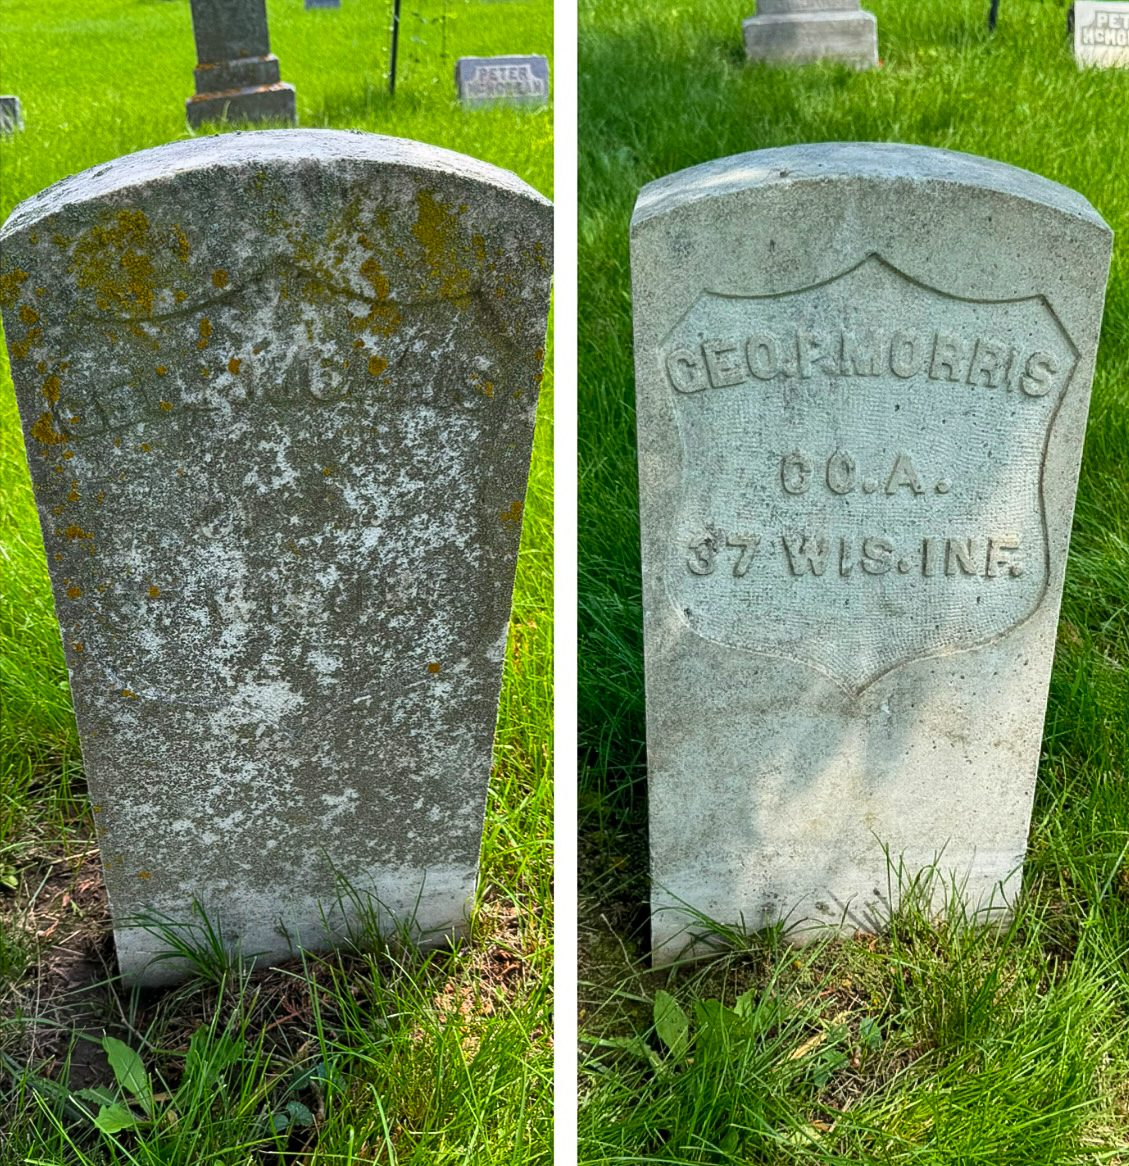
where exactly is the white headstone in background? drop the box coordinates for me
[0,131,552,984]
[744,0,878,68]
[455,56,549,106]
[631,143,1111,964]
[1074,1,1129,68]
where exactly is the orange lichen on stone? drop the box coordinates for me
[137,869,151,878]
[73,643,84,652]
[66,585,83,598]
[148,585,160,598]
[173,225,190,263]
[428,661,441,674]
[31,412,68,445]
[197,317,213,349]
[41,375,61,403]
[228,357,242,375]
[345,255,400,337]
[156,365,168,375]
[0,267,29,307]
[72,210,158,318]
[19,304,39,325]
[123,689,138,700]
[212,269,229,288]
[367,354,388,376]
[160,401,173,411]
[501,500,523,525]
[412,190,472,299]
[63,525,93,540]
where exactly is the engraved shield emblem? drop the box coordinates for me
[659,255,1078,691]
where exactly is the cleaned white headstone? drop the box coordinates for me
[1074,1,1129,68]
[1,130,552,984]
[744,0,877,68]
[631,143,1111,963]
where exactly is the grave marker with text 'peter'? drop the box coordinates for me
[455,56,549,106]
[0,131,552,984]
[631,144,1111,963]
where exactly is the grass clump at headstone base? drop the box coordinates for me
[0,0,552,1162]
[577,0,1129,1159]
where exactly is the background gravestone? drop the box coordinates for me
[743,0,878,68]
[631,143,1111,963]
[1074,1,1129,67]
[186,0,296,127]
[0,130,552,984]
[0,95,23,133]
[455,56,550,106]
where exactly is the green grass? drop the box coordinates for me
[578,0,1129,1160]
[0,0,552,1161]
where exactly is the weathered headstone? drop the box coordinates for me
[0,95,23,133]
[186,0,296,127]
[0,130,552,984]
[743,0,878,68]
[305,0,341,9]
[631,144,1111,963]
[1074,1,1129,68]
[455,56,550,106]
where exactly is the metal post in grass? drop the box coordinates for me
[390,0,403,96]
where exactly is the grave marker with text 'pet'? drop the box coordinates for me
[630,144,1111,963]
[1074,1,1129,68]
[0,130,552,984]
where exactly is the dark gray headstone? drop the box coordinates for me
[186,0,296,127]
[0,130,552,984]
[0,95,23,133]
[455,56,550,106]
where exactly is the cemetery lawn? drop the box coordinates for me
[578,0,1129,1161]
[0,0,552,1163]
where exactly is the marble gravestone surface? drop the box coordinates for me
[186,0,296,127]
[455,56,550,106]
[630,144,1111,964]
[744,0,878,68]
[0,131,552,984]
[1074,2,1129,68]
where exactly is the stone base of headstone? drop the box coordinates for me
[186,82,297,127]
[0,95,23,133]
[743,7,879,68]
